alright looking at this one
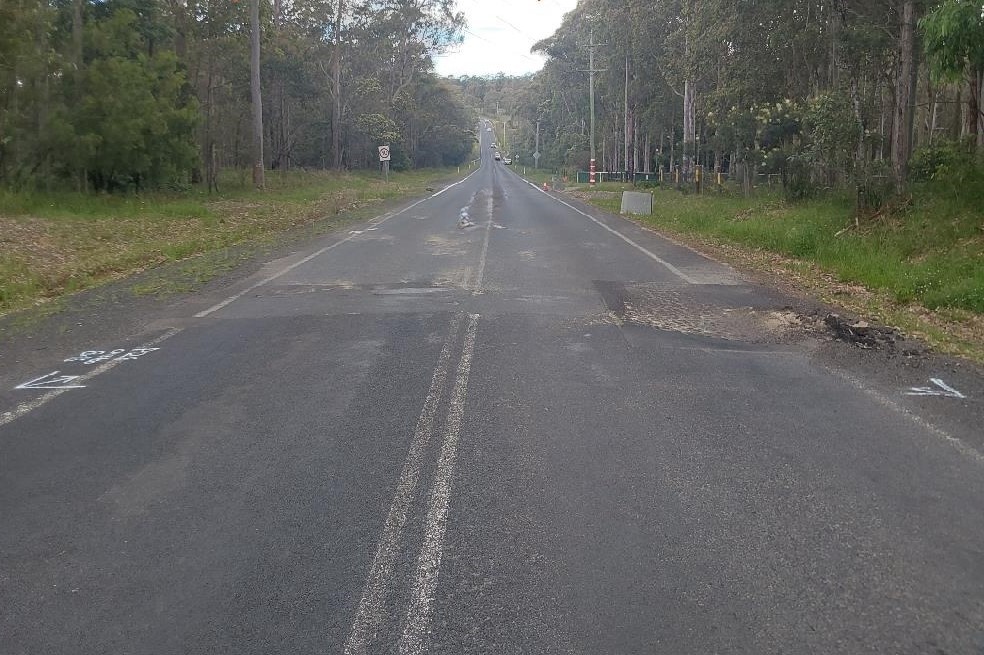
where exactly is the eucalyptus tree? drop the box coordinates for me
[921,0,984,145]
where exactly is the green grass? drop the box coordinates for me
[0,167,463,314]
[570,177,984,315]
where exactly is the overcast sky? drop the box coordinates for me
[434,0,579,78]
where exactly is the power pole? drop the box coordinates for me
[534,119,540,169]
[581,26,606,185]
[249,0,264,189]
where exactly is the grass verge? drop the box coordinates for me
[0,167,463,315]
[552,177,984,362]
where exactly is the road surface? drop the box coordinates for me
[2,122,983,654]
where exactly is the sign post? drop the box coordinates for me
[378,145,391,182]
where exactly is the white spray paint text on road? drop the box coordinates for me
[15,372,86,390]
[1,328,181,429]
[904,378,966,399]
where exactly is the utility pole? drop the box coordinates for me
[534,119,540,169]
[581,26,606,185]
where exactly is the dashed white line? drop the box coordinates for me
[519,178,699,285]
[0,327,182,429]
[196,169,481,318]
[398,313,480,655]
[343,313,465,655]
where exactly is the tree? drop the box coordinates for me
[921,0,984,146]
[250,0,265,188]
[893,0,920,190]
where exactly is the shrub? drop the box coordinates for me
[909,139,977,183]
[854,159,895,213]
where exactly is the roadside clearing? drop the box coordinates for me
[0,168,462,317]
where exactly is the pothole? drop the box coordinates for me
[594,280,928,355]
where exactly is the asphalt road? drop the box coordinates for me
[2,122,983,654]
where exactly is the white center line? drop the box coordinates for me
[0,327,183,429]
[519,177,699,285]
[343,313,465,655]
[196,169,481,318]
[398,313,480,655]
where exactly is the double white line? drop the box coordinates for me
[345,312,480,655]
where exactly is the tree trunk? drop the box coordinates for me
[250,0,265,188]
[72,0,83,69]
[643,131,650,174]
[72,0,84,189]
[966,69,983,146]
[623,55,630,178]
[683,77,696,181]
[978,70,984,148]
[332,0,344,170]
[891,0,917,192]
[850,77,865,166]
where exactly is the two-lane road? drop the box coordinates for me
[2,122,983,654]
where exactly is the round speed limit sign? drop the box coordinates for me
[378,145,391,162]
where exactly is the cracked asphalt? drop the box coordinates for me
[1,122,983,654]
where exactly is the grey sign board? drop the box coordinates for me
[620,191,653,215]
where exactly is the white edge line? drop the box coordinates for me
[0,327,183,429]
[343,313,464,655]
[195,169,482,318]
[518,177,699,285]
[398,313,480,655]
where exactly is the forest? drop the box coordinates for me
[497,0,984,203]
[0,0,476,192]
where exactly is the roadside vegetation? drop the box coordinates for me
[578,170,983,314]
[0,1,479,315]
[0,168,461,315]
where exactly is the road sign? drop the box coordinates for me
[378,145,391,162]
[533,151,541,160]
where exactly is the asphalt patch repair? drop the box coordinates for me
[594,279,930,357]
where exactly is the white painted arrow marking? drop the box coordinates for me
[15,371,86,390]
[904,378,966,399]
